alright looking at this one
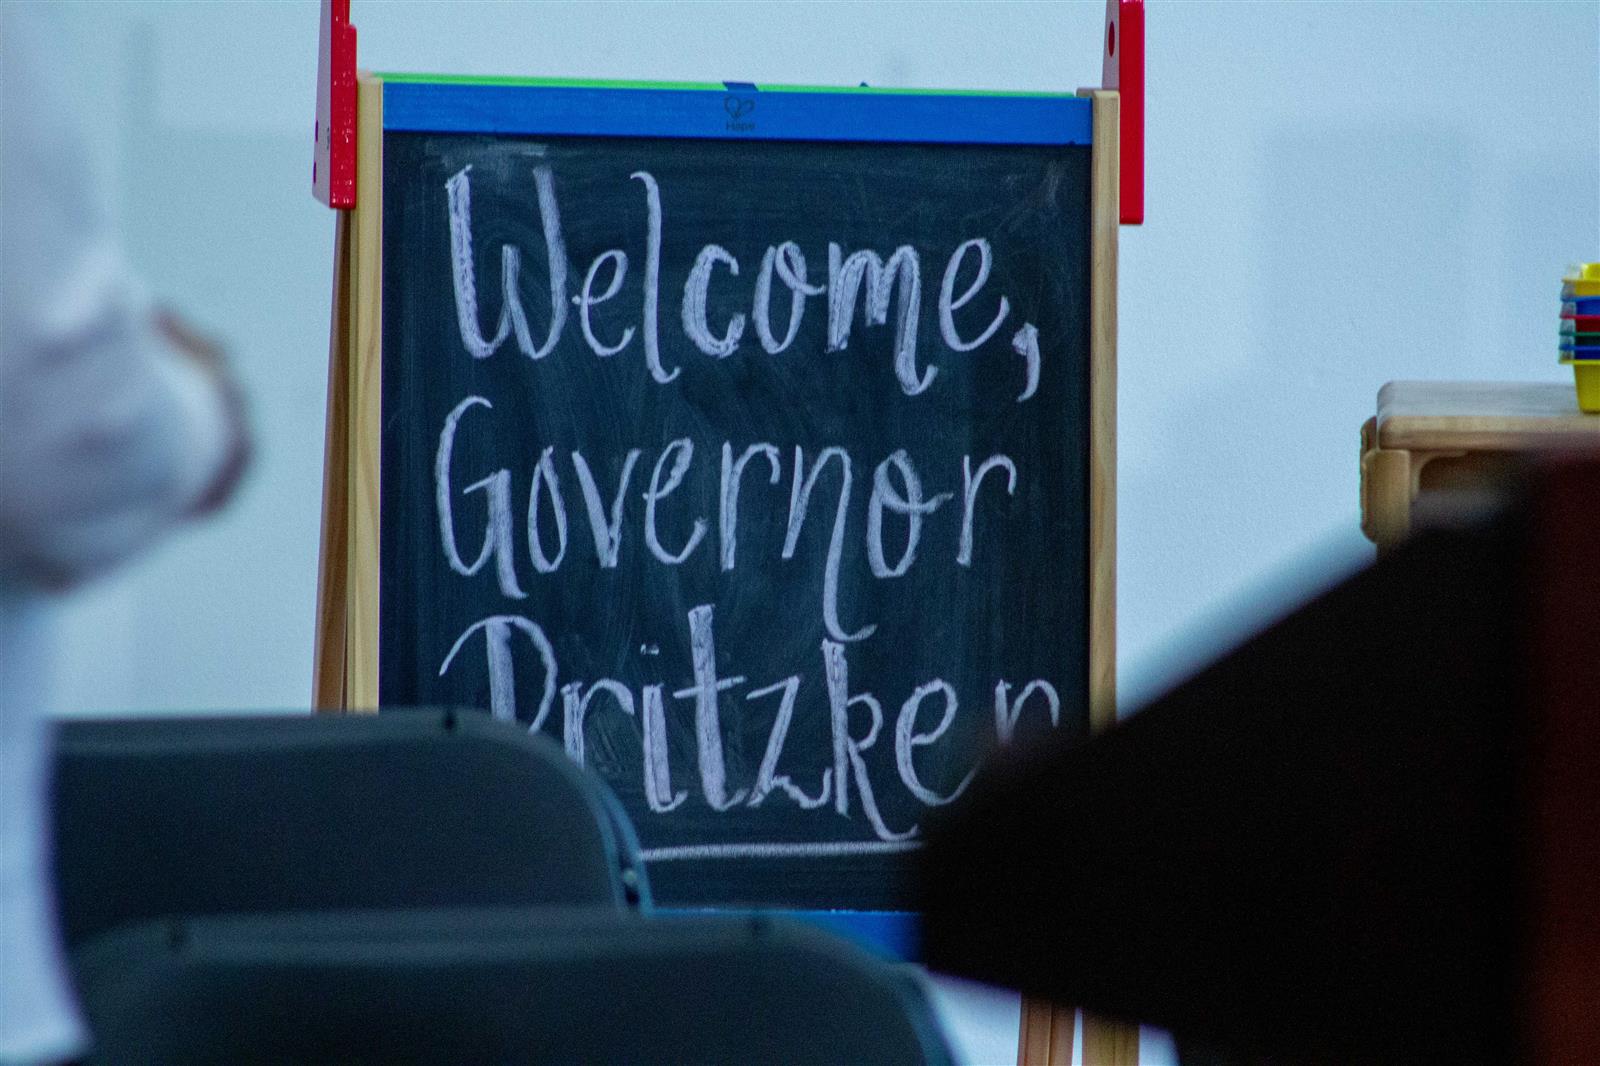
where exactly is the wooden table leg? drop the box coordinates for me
[1360,442,1413,551]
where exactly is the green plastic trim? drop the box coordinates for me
[373,72,725,91]
[371,72,1074,98]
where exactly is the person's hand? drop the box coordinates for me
[154,309,252,516]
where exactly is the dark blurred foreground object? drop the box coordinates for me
[74,909,950,1066]
[53,710,648,949]
[921,455,1600,1064]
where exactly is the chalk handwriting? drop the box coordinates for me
[426,161,1077,854]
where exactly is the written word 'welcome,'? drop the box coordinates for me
[429,162,1070,852]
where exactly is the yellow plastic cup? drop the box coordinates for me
[1562,262,1600,298]
[1561,357,1600,413]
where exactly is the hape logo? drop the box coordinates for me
[724,95,756,132]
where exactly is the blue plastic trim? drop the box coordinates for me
[657,908,921,961]
[382,81,1091,146]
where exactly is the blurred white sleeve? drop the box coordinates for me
[0,12,234,589]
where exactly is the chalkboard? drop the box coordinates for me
[325,78,1114,913]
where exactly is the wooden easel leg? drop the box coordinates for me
[1081,1012,1138,1065]
[312,210,353,712]
[1016,88,1128,1066]
[1018,998,1075,1065]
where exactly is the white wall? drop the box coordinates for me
[26,2,1599,1063]
[1121,0,1600,701]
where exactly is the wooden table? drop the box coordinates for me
[1360,381,1600,549]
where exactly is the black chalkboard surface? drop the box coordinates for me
[355,82,1109,912]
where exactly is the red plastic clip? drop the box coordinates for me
[313,0,358,209]
[1102,0,1144,225]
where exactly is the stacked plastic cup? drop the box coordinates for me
[1561,262,1600,413]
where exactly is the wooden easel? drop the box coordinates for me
[309,5,1144,1063]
